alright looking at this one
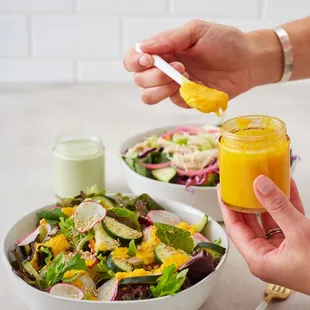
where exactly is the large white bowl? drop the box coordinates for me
[120,125,298,222]
[2,196,229,310]
[120,125,223,221]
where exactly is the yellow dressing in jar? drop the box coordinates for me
[219,115,290,213]
[179,80,229,115]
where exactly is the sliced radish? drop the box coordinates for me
[49,226,58,236]
[138,161,171,170]
[176,162,218,177]
[192,233,210,246]
[142,226,153,242]
[49,283,84,300]
[147,210,181,225]
[97,278,118,301]
[16,224,44,246]
[78,275,96,292]
[128,257,143,266]
[160,126,200,139]
[74,200,106,233]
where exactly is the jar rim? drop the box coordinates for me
[220,115,286,142]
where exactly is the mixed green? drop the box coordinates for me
[10,186,226,301]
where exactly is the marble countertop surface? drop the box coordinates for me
[1,82,310,310]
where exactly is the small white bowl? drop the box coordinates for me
[121,125,298,222]
[120,125,222,221]
[2,196,229,310]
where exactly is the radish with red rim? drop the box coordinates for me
[97,278,118,301]
[192,233,210,246]
[147,210,181,225]
[16,222,51,246]
[49,283,84,300]
[74,200,106,233]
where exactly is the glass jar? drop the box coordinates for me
[53,134,105,198]
[218,115,290,213]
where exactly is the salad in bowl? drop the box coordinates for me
[123,125,220,189]
[7,186,226,304]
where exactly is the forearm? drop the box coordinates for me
[246,16,310,87]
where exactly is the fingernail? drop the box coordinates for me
[139,55,152,67]
[255,176,275,196]
[140,40,157,48]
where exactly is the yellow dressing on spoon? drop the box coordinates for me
[134,43,229,115]
[179,80,229,116]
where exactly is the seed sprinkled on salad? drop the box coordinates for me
[10,186,226,301]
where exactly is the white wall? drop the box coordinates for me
[0,0,309,82]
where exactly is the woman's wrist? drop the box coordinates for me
[246,29,284,87]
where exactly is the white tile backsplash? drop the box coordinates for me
[32,16,120,59]
[265,0,310,21]
[170,0,262,19]
[0,60,74,82]
[0,15,28,57]
[0,0,308,82]
[77,61,132,82]
[0,0,74,13]
[77,0,168,15]
[123,17,194,51]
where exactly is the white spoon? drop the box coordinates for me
[135,42,189,85]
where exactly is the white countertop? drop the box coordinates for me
[1,82,310,310]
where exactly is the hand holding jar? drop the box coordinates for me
[218,176,310,295]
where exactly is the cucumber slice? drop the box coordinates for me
[195,214,208,233]
[172,133,188,145]
[107,255,133,273]
[147,210,181,225]
[92,196,116,209]
[103,216,143,244]
[154,243,178,264]
[119,275,159,286]
[151,167,176,183]
[22,261,41,280]
[93,222,119,254]
[194,242,226,256]
[19,244,31,257]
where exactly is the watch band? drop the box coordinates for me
[273,27,294,82]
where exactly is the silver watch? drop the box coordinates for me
[273,26,294,82]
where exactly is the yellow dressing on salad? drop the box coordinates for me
[175,222,197,235]
[156,252,190,272]
[44,234,70,257]
[179,81,228,115]
[111,247,129,259]
[63,269,86,279]
[136,226,160,265]
[61,207,76,217]
[115,268,153,281]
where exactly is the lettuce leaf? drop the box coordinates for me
[107,207,141,231]
[155,223,194,254]
[150,264,188,297]
[36,208,67,226]
[127,240,137,257]
[42,252,87,288]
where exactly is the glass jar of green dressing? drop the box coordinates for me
[53,134,105,198]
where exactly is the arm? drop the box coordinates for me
[247,16,310,86]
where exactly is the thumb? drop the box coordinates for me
[139,20,207,55]
[254,175,304,234]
